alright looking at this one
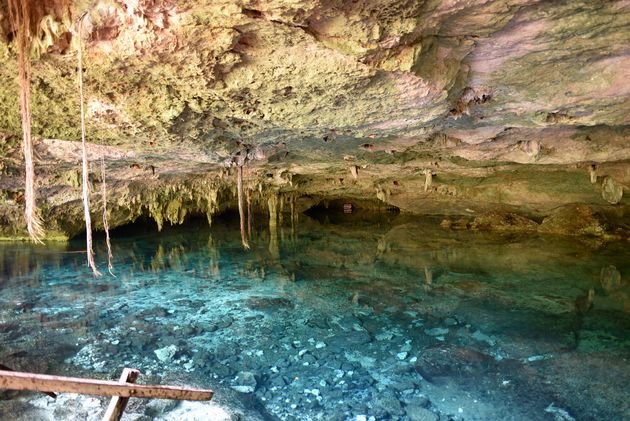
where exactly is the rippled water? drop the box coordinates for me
[1,210,629,421]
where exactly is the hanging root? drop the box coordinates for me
[101,158,115,277]
[247,188,253,239]
[237,165,250,250]
[8,0,44,243]
[77,15,101,276]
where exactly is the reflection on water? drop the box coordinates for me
[0,211,629,421]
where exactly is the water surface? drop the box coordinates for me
[0,211,629,420]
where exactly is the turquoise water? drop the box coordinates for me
[0,211,629,420]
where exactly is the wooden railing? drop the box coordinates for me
[0,368,213,421]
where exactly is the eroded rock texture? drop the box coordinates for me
[0,0,628,238]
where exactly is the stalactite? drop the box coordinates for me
[588,164,597,184]
[8,0,44,242]
[423,169,433,192]
[77,14,101,276]
[206,189,219,226]
[101,158,115,277]
[237,165,250,249]
[350,165,359,179]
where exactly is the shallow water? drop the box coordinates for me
[0,211,629,421]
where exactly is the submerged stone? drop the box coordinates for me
[406,405,439,421]
[424,327,449,337]
[154,344,178,362]
[231,371,258,394]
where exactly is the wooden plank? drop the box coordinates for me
[0,370,213,401]
[102,368,140,421]
[0,364,57,399]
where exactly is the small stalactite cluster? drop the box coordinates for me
[142,182,224,231]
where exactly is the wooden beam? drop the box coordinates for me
[0,370,213,401]
[102,368,139,421]
[0,364,56,399]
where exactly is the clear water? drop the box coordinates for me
[0,211,629,421]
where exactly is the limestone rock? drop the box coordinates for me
[601,176,623,205]
[471,211,539,232]
[154,344,177,362]
[145,399,179,418]
[374,391,403,418]
[600,265,623,293]
[424,327,449,337]
[406,405,439,421]
[539,205,608,237]
[231,371,258,394]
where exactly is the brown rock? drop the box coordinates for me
[601,176,623,205]
[539,204,608,236]
[600,265,623,293]
[471,211,539,232]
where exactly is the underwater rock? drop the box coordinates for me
[601,176,623,205]
[424,327,449,336]
[246,296,295,310]
[269,375,288,388]
[415,345,493,383]
[144,399,179,417]
[306,317,330,330]
[406,405,439,421]
[444,318,459,326]
[157,401,237,421]
[154,344,178,362]
[406,395,431,408]
[329,330,371,348]
[216,315,234,329]
[375,331,395,341]
[231,371,258,393]
[397,351,408,360]
[471,330,497,346]
[373,391,404,418]
[544,403,576,421]
[52,396,98,420]
[192,349,214,368]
